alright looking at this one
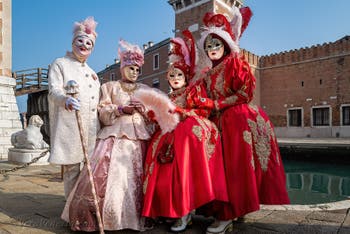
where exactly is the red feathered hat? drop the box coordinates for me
[168,30,196,80]
[199,6,252,54]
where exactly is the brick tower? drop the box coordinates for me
[0,0,22,160]
[167,0,260,105]
[168,0,244,40]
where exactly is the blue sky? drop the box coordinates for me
[13,0,350,112]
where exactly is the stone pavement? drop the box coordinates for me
[0,162,350,234]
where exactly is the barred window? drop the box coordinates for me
[312,107,330,126]
[288,109,302,127]
[110,73,115,81]
[139,67,142,76]
[342,105,350,125]
[153,54,159,70]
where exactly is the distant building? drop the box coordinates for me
[98,38,171,92]
[260,36,350,138]
[98,0,350,138]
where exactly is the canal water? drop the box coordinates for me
[284,159,350,205]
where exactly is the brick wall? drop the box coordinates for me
[174,1,212,40]
[260,37,350,128]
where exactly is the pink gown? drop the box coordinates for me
[61,81,152,231]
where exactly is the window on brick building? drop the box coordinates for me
[312,106,330,126]
[110,73,115,81]
[341,105,350,126]
[153,54,159,70]
[152,78,160,89]
[288,108,302,127]
[138,66,142,76]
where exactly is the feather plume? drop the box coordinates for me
[118,39,144,68]
[229,6,242,42]
[73,16,98,37]
[133,88,179,134]
[171,37,190,66]
[239,7,253,37]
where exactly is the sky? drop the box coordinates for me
[13,0,350,112]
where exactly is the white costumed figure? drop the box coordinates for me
[48,16,100,199]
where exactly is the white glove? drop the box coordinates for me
[65,97,80,111]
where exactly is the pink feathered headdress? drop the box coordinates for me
[118,39,144,69]
[73,16,98,45]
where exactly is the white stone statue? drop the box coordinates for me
[11,115,49,149]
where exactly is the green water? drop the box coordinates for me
[284,160,350,205]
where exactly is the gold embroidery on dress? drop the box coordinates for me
[204,61,225,100]
[204,119,217,159]
[151,133,163,159]
[247,112,273,172]
[192,125,202,141]
[237,89,248,98]
[143,161,154,194]
[143,177,148,194]
[149,161,154,175]
[222,95,238,105]
[249,104,259,112]
[243,130,254,170]
[195,117,216,159]
[170,87,187,108]
[249,104,276,168]
[214,70,225,100]
[206,60,225,77]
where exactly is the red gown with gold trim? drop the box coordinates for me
[142,82,228,218]
[202,54,290,220]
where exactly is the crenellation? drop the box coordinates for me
[240,49,259,67]
[280,53,285,64]
[260,37,350,68]
[311,45,318,58]
[338,39,345,52]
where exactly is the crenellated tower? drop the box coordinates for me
[168,0,243,40]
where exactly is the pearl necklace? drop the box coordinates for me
[120,80,138,94]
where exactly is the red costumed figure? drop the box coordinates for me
[197,6,290,234]
[142,30,228,232]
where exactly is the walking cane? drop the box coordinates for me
[65,80,104,234]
